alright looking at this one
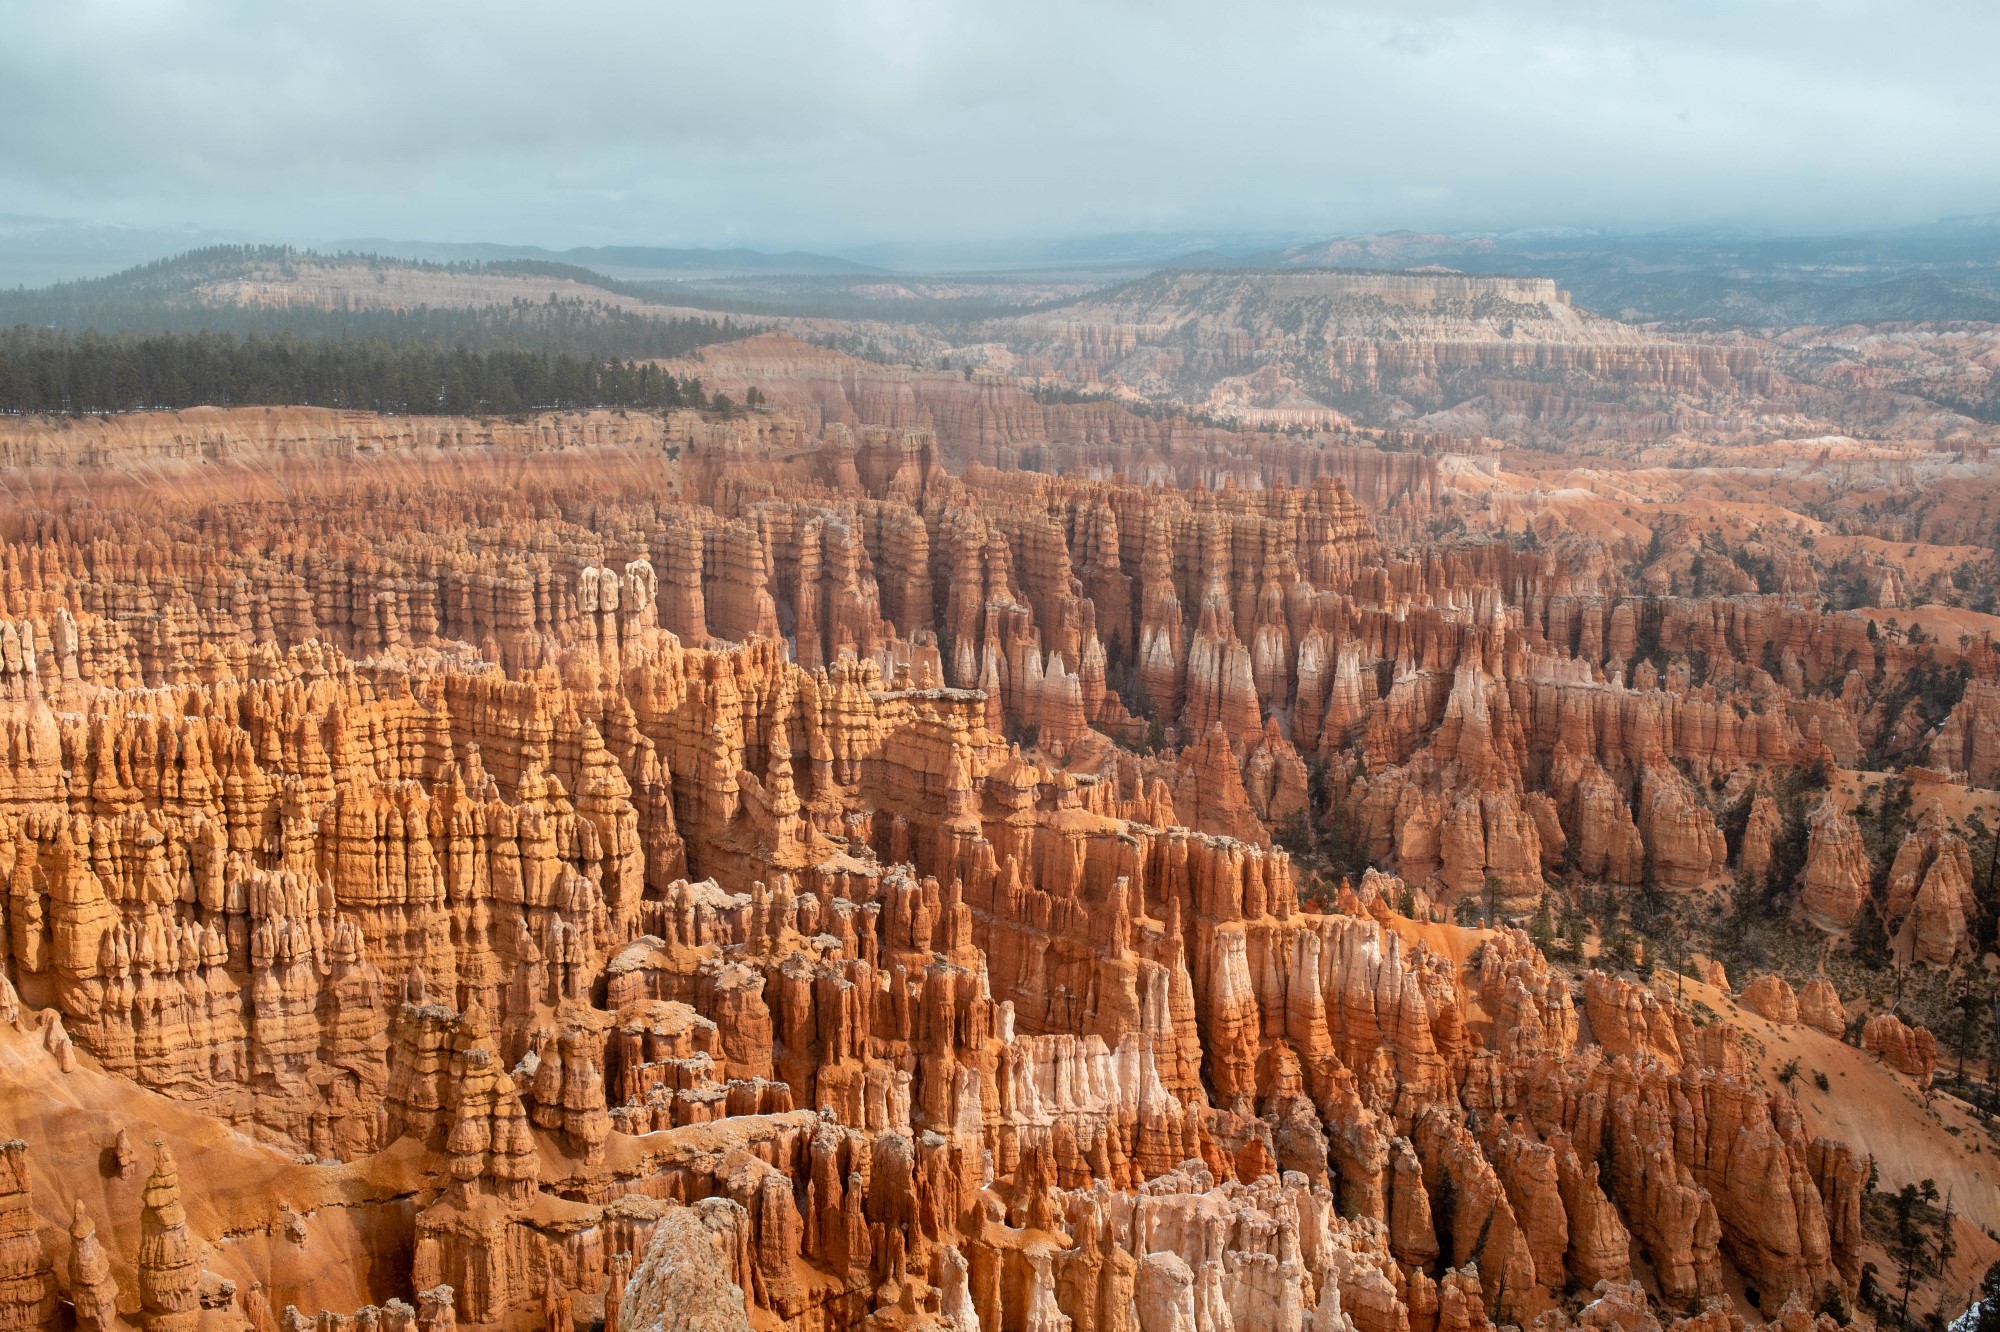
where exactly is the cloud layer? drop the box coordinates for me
[5,0,1998,250]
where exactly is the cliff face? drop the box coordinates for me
[672,334,1448,535]
[0,404,695,469]
[0,402,1972,1332]
[983,270,1771,437]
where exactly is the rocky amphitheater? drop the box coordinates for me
[0,341,1993,1332]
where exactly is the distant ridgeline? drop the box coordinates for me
[0,244,744,361]
[0,327,708,415]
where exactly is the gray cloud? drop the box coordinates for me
[2,0,1997,251]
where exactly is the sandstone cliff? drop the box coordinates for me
[0,401,1975,1332]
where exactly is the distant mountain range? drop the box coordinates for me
[0,215,252,288]
[1168,222,2000,325]
[6,212,2000,327]
[0,215,879,288]
[332,240,881,279]
[834,230,1324,273]
[1165,231,1499,271]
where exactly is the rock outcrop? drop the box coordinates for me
[1798,800,1870,933]
[1740,976,1799,1026]
[0,1142,54,1331]
[1883,805,1977,965]
[617,1205,753,1332]
[138,1147,202,1332]
[67,1201,121,1332]
[0,398,1953,1332]
[988,270,1768,442]
[1862,1015,1938,1082]
[1796,982,1847,1039]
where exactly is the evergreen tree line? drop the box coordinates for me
[0,294,739,362]
[0,327,711,416]
[0,248,745,361]
[0,244,1065,338]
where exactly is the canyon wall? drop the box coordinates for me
[983,270,1773,436]
[0,404,1970,1332]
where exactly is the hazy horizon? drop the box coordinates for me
[5,0,1999,262]
[9,212,1999,291]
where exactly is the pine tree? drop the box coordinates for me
[1890,1179,1946,1329]
[1974,1262,2000,1332]
[1529,895,1556,956]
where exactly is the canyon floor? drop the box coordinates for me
[0,260,1998,1332]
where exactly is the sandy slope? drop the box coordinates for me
[0,1008,424,1316]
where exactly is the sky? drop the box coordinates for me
[4,0,2000,257]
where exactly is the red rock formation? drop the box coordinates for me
[619,1205,753,1332]
[1932,682,2000,787]
[986,271,1768,443]
[1635,762,1727,890]
[1740,975,1800,1026]
[1796,981,1847,1038]
[1740,787,1783,883]
[0,402,1949,1332]
[1883,804,1977,965]
[1798,799,1870,932]
[1862,1014,1938,1082]
[138,1147,202,1332]
[0,1141,54,1331]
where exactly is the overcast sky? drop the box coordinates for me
[5,0,1998,253]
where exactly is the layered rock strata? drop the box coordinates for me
[0,405,1959,1332]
